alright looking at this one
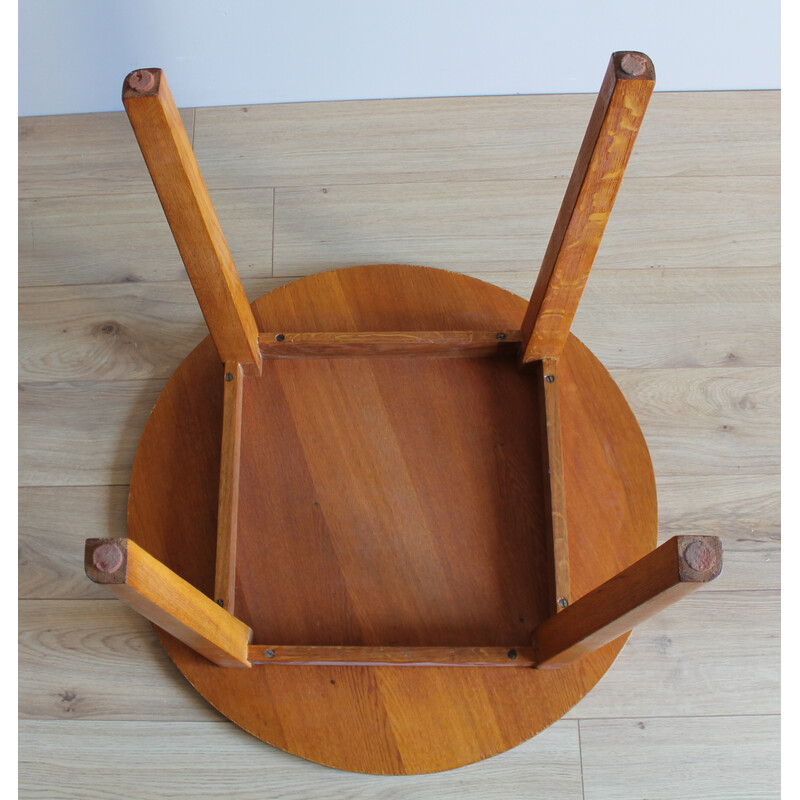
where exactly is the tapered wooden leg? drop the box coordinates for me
[123,69,262,372]
[532,536,722,669]
[521,52,655,363]
[85,538,252,667]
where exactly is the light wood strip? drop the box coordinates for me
[19,93,777,203]
[19,268,778,385]
[19,378,163,486]
[192,92,778,190]
[18,177,778,290]
[522,52,654,362]
[122,70,261,369]
[85,538,252,667]
[19,278,289,383]
[533,536,722,668]
[18,188,274,287]
[19,486,129,600]
[271,177,777,277]
[19,719,584,799]
[248,645,536,667]
[19,600,222,721]
[257,329,522,357]
[564,591,779,718]
[580,715,779,800]
[214,363,244,612]
[611,367,779,477]
[18,107,195,199]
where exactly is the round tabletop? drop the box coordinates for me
[128,264,657,774]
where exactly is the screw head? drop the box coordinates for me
[225,372,233,382]
[558,597,569,608]
[545,374,555,383]
[127,69,155,92]
[275,333,285,342]
[507,649,518,659]
[496,332,507,340]
[216,599,224,607]
[265,649,275,658]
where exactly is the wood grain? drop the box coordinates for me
[190,92,778,190]
[19,719,585,800]
[85,538,252,667]
[18,267,778,385]
[18,187,274,287]
[271,178,777,277]
[565,590,779,719]
[127,264,657,773]
[257,329,522,357]
[18,107,195,199]
[580,715,779,800]
[533,536,722,668]
[521,52,654,362]
[215,363,244,613]
[19,278,290,384]
[122,69,262,369]
[19,600,222,722]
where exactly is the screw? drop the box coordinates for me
[92,543,124,574]
[127,69,155,92]
[558,597,569,608]
[216,599,224,607]
[545,375,555,383]
[507,649,518,659]
[275,333,285,342]
[225,372,233,382]
[497,332,507,340]
[684,540,716,572]
[265,649,275,658]
[620,53,647,77]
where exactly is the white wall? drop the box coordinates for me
[19,0,780,117]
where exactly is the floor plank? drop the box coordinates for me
[19,719,583,799]
[271,177,777,276]
[19,108,195,200]
[656,474,779,591]
[19,378,162,487]
[19,278,290,383]
[192,92,779,190]
[19,187,274,287]
[612,366,779,477]
[580,715,779,800]
[18,267,779,385]
[19,486,129,600]
[564,591,778,719]
[19,601,222,723]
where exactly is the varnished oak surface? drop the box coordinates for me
[127,264,656,773]
[19,89,779,795]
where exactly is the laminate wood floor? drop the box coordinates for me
[19,89,779,798]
